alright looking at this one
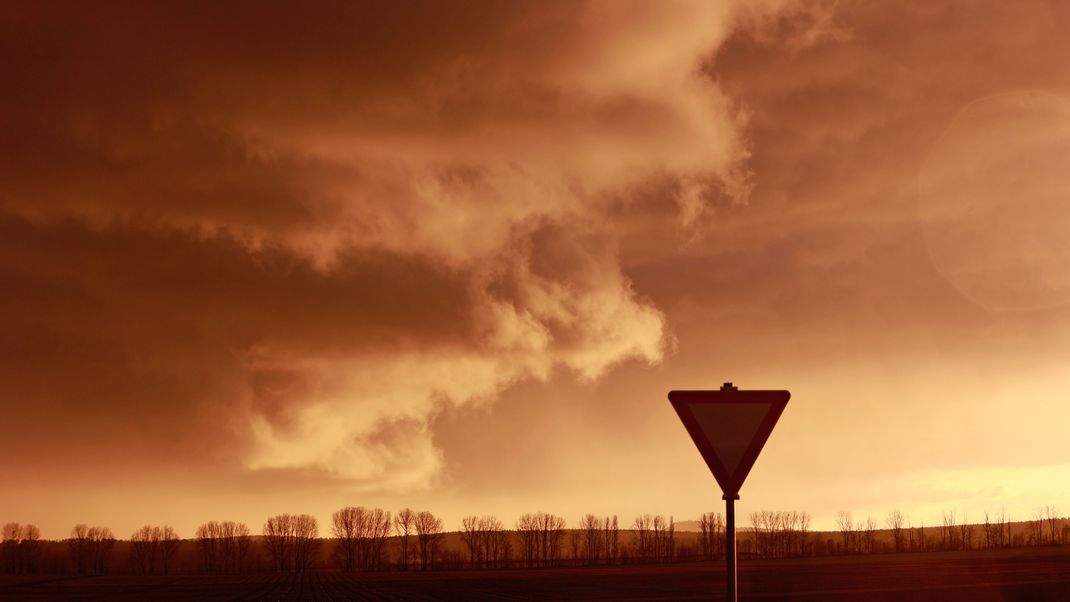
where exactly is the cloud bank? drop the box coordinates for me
[0,1,763,487]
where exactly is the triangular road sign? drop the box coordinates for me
[669,383,789,498]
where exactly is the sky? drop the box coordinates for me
[3,0,1070,539]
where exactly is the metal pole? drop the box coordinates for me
[725,493,738,602]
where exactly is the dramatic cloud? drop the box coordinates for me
[423,0,1070,531]
[10,1,1070,539]
[0,1,766,488]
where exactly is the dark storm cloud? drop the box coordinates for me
[0,1,755,487]
[0,213,473,466]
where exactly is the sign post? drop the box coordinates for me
[725,490,737,601]
[669,383,790,602]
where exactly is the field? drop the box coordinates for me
[2,547,1069,601]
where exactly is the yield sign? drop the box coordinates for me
[669,383,789,498]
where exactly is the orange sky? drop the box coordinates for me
[3,1,1070,539]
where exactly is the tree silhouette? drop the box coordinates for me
[195,521,251,573]
[394,508,415,571]
[88,526,115,574]
[263,515,293,571]
[292,514,319,571]
[332,507,361,571]
[67,525,113,575]
[366,508,392,570]
[68,524,91,574]
[632,515,651,561]
[698,512,724,560]
[460,515,506,568]
[886,510,905,552]
[129,526,159,574]
[516,512,565,567]
[835,511,853,554]
[1043,505,1060,545]
[159,526,179,575]
[580,514,601,565]
[517,513,539,567]
[1,523,21,574]
[20,524,41,575]
[414,511,443,571]
[460,516,481,567]
[1,523,41,574]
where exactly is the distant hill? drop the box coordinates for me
[674,520,702,533]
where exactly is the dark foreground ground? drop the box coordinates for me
[2,547,1069,601]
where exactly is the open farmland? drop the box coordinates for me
[1,547,1069,601]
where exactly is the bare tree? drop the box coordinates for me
[744,511,813,559]
[959,512,972,551]
[68,524,91,574]
[697,513,714,560]
[220,522,237,573]
[22,524,41,574]
[128,526,177,574]
[460,515,481,567]
[568,529,582,562]
[648,515,674,562]
[197,521,250,573]
[517,513,540,567]
[633,514,651,561]
[460,515,506,568]
[862,516,876,554]
[983,512,1000,549]
[394,508,415,571]
[580,514,601,565]
[539,513,566,567]
[18,524,41,575]
[129,526,160,574]
[88,526,115,574]
[608,516,620,563]
[885,509,904,552]
[235,522,252,573]
[260,515,317,572]
[196,522,217,573]
[197,521,245,573]
[490,516,507,567]
[749,511,768,558]
[1,523,22,574]
[941,510,956,551]
[663,515,671,564]
[1029,509,1045,547]
[652,516,667,562]
[414,511,443,571]
[1043,505,1060,546]
[263,514,294,571]
[0,524,40,575]
[797,512,812,557]
[748,512,761,558]
[835,511,853,554]
[781,512,794,558]
[197,522,225,573]
[333,507,362,571]
[292,514,319,571]
[159,526,179,574]
[367,508,392,570]
[480,516,507,568]
[698,512,724,560]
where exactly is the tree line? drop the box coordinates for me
[829,505,1070,556]
[2,504,1067,575]
[1,523,41,574]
